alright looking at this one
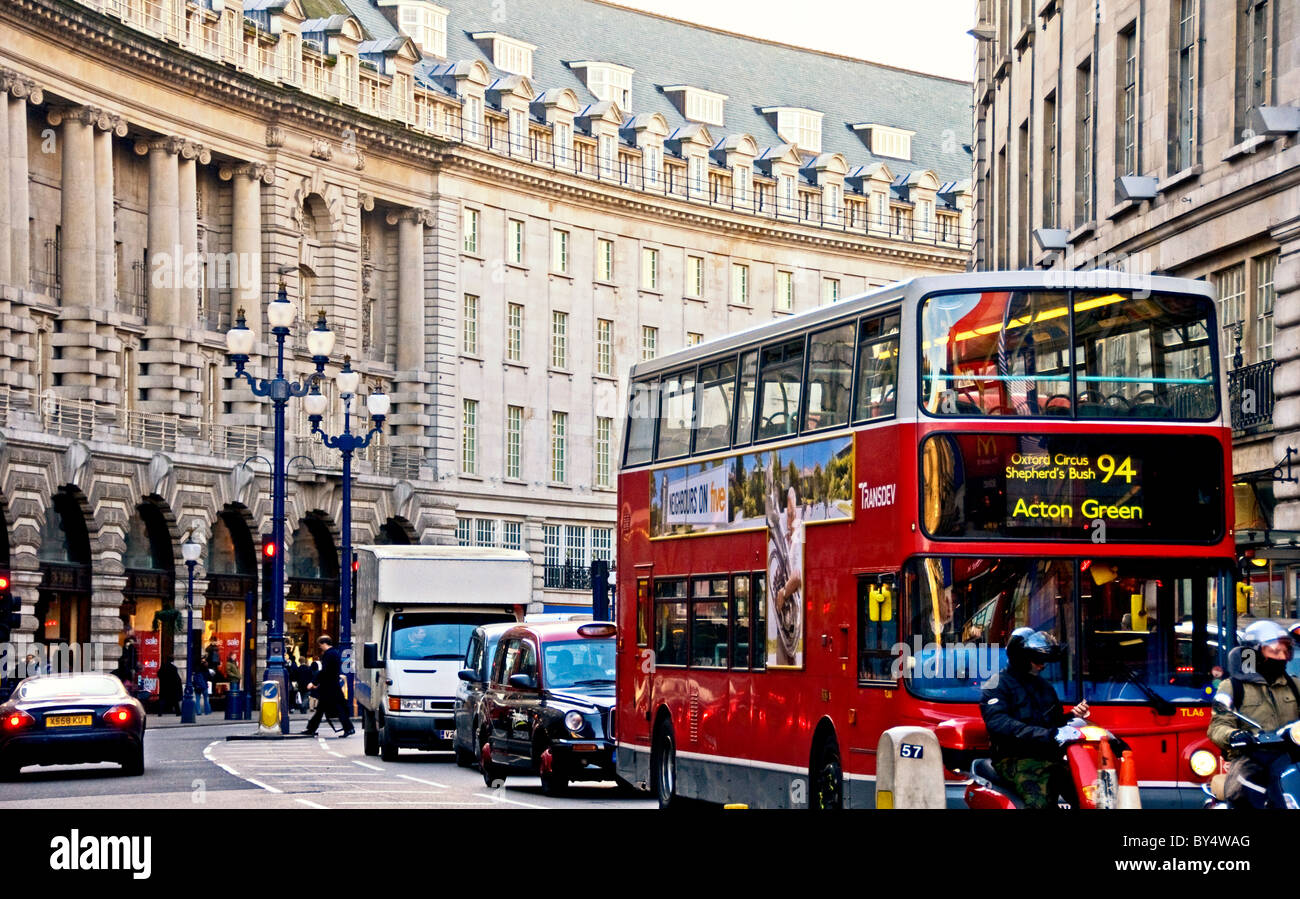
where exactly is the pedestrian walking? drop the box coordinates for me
[192,664,211,715]
[303,636,354,738]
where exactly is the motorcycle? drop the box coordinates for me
[962,720,1139,809]
[1201,695,1300,809]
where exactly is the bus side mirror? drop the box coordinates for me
[869,585,893,623]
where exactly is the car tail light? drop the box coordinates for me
[104,706,134,727]
[3,710,34,731]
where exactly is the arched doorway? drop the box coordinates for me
[121,501,176,698]
[286,515,338,665]
[204,507,257,700]
[36,489,93,652]
[374,518,414,545]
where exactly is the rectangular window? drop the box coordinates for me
[687,332,703,346]
[1215,263,1247,359]
[475,518,496,547]
[551,411,567,483]
[654,578,688,667]
[641,247,659,290]
[822,278,840,305]
[731,263,749,305]
[776,270,794,311]
[1236,0,1272,141]
[502,520,522,551]
[694,358,737,453]
[506,303,523,362]
[506,404,523,479]
[591,527,613,562]
[858,575,899,682]
[640,325,657,362]
[756,338,804,441]
[1075,57,1094,226]
[1172,0,1198,172]
[461,398,478,473]
[564,526,586,568]
[730,574,752,671]
[456,518,472,546]
[1118,23,1139,178]
[462,294,478,355]
[597,238,614,282]
[734,350,758,447]
[1043,93,1058,225]
[508,219,525,265]
[462,207,479,254]
[596,417,612,488]
[655,370,695,460]
[854,312,902,421]
[544,524,561,570]
[596,318,613,375]
[552,229,569,273]
[691,576,729,668]
[803,322,855,431]
[1255,252,1277,362]
[551,311,568,369]
[686,255,704,298]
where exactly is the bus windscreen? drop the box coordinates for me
[921,432,1224,542]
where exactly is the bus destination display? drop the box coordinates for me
[1005,449,1142,527]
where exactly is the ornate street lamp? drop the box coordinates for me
[225,281,335,733]
[305,355,389,711]
[180,528,202,724]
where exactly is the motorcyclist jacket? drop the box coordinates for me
[980,665,1069,761]
[1209,670,1300,760]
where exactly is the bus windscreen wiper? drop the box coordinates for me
[1121,666,1177,716]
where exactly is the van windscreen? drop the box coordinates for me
[391,612,513,660]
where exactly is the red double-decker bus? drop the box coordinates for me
[614,271,1234,808]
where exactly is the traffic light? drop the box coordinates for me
[0,570,16,643]
[590,560,609,621]
[261,535,276,623]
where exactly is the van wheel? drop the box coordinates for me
[811,737,843,810]
[455,746,475,767]
[651,717,682,810]
[363,712,379,757]
[380,726,398,762]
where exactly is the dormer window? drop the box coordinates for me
[853,123,915,161]
[662,86,727,128]
[470,32,537,78]
[762,107,823,153]
[571,61,633,108]
[388,1,447,58]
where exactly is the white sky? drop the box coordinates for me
[608,0,978,82]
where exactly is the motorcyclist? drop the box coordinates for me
[1208,620,1300,808]
[979,627,1089,809]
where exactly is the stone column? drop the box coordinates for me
[390,207,430,371]
[1270,216,1300,531]
[4,72,40,289]
[222,162,269,339]
[94,116,126,307]
[50,107,99,308]
[178,142,210,328]
[0,84,10,286]
[137,136,183,325]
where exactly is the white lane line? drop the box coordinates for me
[311,789,448,794]
[471,792,544,809]
[202,742,244,778]
[333,800,496,806]
[245,778,284,794]
[396,773,449,788]
[353,760,384,771]
[325,751,345,759]
[296,798,330,809]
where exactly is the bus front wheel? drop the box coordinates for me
[652,717,681,810]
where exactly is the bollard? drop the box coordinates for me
[224,689,243,720]
[875,725,946,809]
[257,680,281,736]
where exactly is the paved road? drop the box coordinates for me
[0,719,653,810]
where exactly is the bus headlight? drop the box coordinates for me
[1189,749,1218,777]
[564,711,585,734]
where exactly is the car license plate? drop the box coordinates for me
[45,715,92,728]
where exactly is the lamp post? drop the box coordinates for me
[226,281,335,733]
[305,355,389,711]
[180,529,202,724]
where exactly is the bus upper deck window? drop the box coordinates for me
[756,339,804,441]
[695,358,738,454]
[624,379,657,466]
[733,351,758,447]
[803,323,855,431]
[853,312,900,422]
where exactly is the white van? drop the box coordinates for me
[354,546,530,760]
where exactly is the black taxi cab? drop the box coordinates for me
[478,621,618,795]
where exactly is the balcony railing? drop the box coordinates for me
[544,563,592,591]
[1230,359,1276,434]
[119,408,179,453]
[41,394,96,440]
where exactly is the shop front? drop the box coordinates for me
[203,510,257,705]
[120,503,176,705]
[286,517,339,666]
[36,490,93,663]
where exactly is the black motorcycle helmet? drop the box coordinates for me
[1006,627,1065,669]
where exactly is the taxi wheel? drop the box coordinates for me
[537,741,568,797]
[652,717,682,810]
[481,737,506,789]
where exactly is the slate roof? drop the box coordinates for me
[315,0,973,182]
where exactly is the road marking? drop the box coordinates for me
[397,773,448,788]
[295,798,330,809]
[353,760,384,771]
[246,778,283,794]
[472,791,545,809]
[202,742,244,778]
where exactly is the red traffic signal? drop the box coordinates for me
[263,541,276,559]
[0,573,9,591]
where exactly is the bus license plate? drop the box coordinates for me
[899,742,924,759]
[46,715,92,728]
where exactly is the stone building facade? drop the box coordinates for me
[0,0,972,682]
[971,0,1299,613]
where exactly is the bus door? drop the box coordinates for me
[855,571,900,775]
[630,573,653,743]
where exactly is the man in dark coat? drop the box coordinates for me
[979,627,1089,808]
[304,636,353,737]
